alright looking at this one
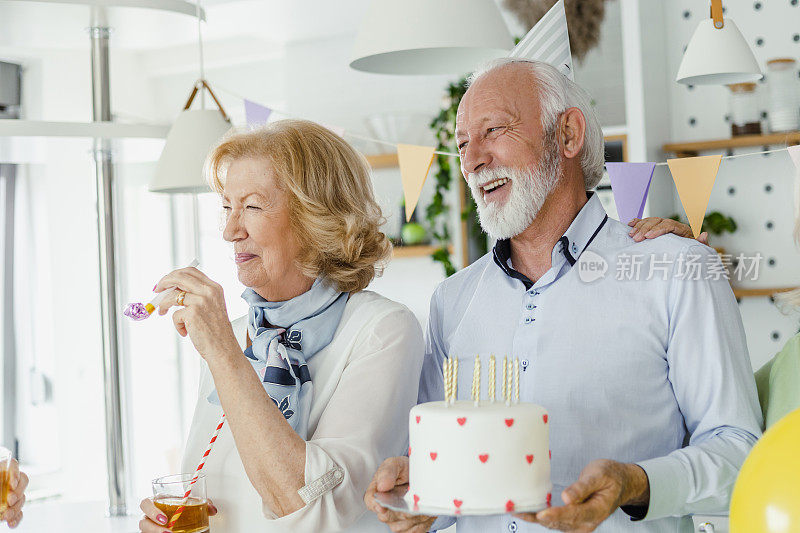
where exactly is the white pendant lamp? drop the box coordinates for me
[676,0,762,85]
[150,79,231,193]
[350,0,513,75]
[151,0,230,193]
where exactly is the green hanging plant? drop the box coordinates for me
[427,77,488,277]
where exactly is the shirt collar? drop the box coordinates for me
[493,192,608,289]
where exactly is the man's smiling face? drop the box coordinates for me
[455,65,563,239]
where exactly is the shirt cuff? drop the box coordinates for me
[298,465,345,505]
[298,441,345,504]
[262,441,345,520]
[635,455,689,521]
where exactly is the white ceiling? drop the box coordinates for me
[0,0,371,50]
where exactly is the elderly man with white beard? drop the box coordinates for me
[364,58,763,533]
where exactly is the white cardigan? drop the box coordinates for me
[181,290,424,532]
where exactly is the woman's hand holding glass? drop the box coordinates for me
[1,458,28,529]
[138,497,218,533]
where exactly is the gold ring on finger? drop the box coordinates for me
[176,290,187,306]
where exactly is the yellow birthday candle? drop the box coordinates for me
[453,357,459,403]
[502,357,508,403]
[488,355,496,403]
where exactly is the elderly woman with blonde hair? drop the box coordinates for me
[138,119,424,532]
[628,215,800,429]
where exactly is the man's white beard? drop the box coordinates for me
[467,144,562,240]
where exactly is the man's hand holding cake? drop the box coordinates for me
[365,457,436,533]
[515,459,649,531]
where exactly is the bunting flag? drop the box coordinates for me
[788,145,800,173]
[790,146,800,218]
[509,0,574,81]
[244,99,272,126]
[606,162,656,225]
[667,155,723,238]
[397,144,435,222]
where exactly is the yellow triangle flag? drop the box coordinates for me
[397,144,435,222]
[667,155,722,238]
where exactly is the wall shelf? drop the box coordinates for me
[663,131,800,158]
[0,119,169,139]
[392,244,452,259]
[732,286,797,299]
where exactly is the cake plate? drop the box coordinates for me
[374,485,548,517]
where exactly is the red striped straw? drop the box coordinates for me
[167,413,226,529]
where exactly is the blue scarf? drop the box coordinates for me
[208,279,348,439]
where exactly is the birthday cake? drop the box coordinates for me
[406,357,551,515]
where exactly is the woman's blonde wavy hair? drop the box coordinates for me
[206,119,392,293]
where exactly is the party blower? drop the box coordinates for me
[123,259,200,321]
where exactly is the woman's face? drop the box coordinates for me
[222,157,311,301]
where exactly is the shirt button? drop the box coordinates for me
[571,242,578,254]
[525,303,534,310]
[524,317,534,324]
[508,522,518,532]
[521,359,529,370]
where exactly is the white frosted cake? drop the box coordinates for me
[406,400,551,514]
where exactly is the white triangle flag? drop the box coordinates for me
[509,0,574,81]
[788,145,800,173]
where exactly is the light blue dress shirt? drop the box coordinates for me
[419,193,763,533]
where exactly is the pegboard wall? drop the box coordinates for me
[663,0,800,369]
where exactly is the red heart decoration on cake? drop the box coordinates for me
[453,499,463,508]
[546,492,552,507]
[505,500,515,512]
[430,452,438,461]
[413,494,420,505]
[415,416,421,424]
[543,414,548,424]
[457,417,467,426]
[505,418,514,427]
[526,454,534,464]
[479,454,489,463]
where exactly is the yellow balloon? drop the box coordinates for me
[730,408,800,532]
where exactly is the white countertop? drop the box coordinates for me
[13,500,141,533]
[8,499,729,533]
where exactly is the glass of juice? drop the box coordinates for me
[152,473,209,533]
[0,447,11,516]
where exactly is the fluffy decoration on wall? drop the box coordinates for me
[503,0,606,61]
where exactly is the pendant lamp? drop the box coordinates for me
[151,0,230,193]
[349,0,513,75]
[676,0,762,85]
[149,79,231,193]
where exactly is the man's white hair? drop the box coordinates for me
[466,58,605,190]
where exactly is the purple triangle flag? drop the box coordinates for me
[606,162,656,225]
[244,99,272,126]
